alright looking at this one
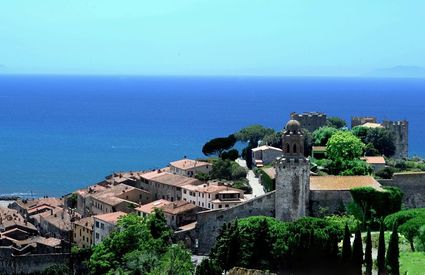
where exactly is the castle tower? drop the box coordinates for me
[274,119,310,221]
[382,120,409,159]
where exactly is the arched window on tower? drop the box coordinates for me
[293,144,297,154]
[286,143,290,153]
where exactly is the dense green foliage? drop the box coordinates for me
[209,159,247,181]
[350,187,403,227]
[352,126,396,157]
[327,131,365,161]
[384,208,425,252]
[195,258,222,275]
[417,226,425,252]
[375,166,398,179]
[42,264,71,275]
[386,222,400,274]
[260,131,281,148]
[220,149,239,161]
[210,216,346,273]
[258,168,274,192]
[88,210,193,274]
[326,117,347,129]
[312,127,338,146]
[235,125,275,146]
[202,135,236,157]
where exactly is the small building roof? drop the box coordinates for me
[161,200,198,215]
[251,145,283,152]
[362,122,383,128]
[135,199,171,214]
[149,173,203,187]
[170,159,210,170]
[262,167,276,180]
[94,211,126,225]
[91,184,148,206]
[312,146,327,152]
[361,156,386,165]
[74,216,94,230]
[310,176,382,191]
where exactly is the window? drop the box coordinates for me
[293,144,297,153]
[100,223,104,230]
[286,143,290,153]
[208,203,210,208]
[225,204,229,208]
[79,229,82,236]
[219,205,222,208]
[95,221,99,228]
[183,190,187,194]
[95,233,99,239]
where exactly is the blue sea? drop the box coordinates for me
[0,75,424,197]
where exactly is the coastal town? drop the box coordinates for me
[1,111,424,274]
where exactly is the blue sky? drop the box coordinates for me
[0,1,424,76]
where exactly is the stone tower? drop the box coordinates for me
[274,119,310,221]
[382,120,409,159]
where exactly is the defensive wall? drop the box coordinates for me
[193,191,276,255]
[378,172,425,208]
[0,249,70,275]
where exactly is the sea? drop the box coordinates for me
[0,75,424,198]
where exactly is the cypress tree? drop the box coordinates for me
[377,220,386,275]
[386,222,400,275]
[342,224,352,263]
[352,228,364,274]
[365,227,373,275]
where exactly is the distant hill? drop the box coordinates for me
[371,65,425,78]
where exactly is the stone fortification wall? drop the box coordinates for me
[379,172,425,208]
[309,190,352,216]
[0,249,70,275]
[194,192,276,255]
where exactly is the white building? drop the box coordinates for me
[181,182,245,210]
[169,159,212,177]
[93,211,126,245]
[251,145,283,167]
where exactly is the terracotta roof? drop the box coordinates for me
[161,201,198,215]
[252,145,283,152]
[135,199,171,214]
[15,197,63,211]
[310,176,382,191]
[74,216,94,229]
[362,122,383,128]
[92,184,148,206]
[170,159,210,170]
[150,173,203,187]
[94,211,126,224]
[361,156,386,164]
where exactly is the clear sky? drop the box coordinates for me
[0,1,424,76]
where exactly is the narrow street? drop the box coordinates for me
[236,158,265,198]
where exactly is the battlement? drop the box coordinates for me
[290,112,327,132]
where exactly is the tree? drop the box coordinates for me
[235,125,275,146]
[327,131,365,161]
[386,222,400,275]
[365,227,373,275]
[88,211,176,274]
[195,258,222,275]
[352,228,363,274]
[417,225,425,252]
[378,220,386,275]
[220,149,239,161]
[202,135,236,156]
[249,218,273,270]
[342,224,352,263]
[302,128,313,157]
[312,127,338,146]
[260,131,281,148]
[352,126,396,157]
[42,264,70,275]
[326,117,347,129]
[398,216,425,252]
[209,159,247,181]
[149,244,194,275]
